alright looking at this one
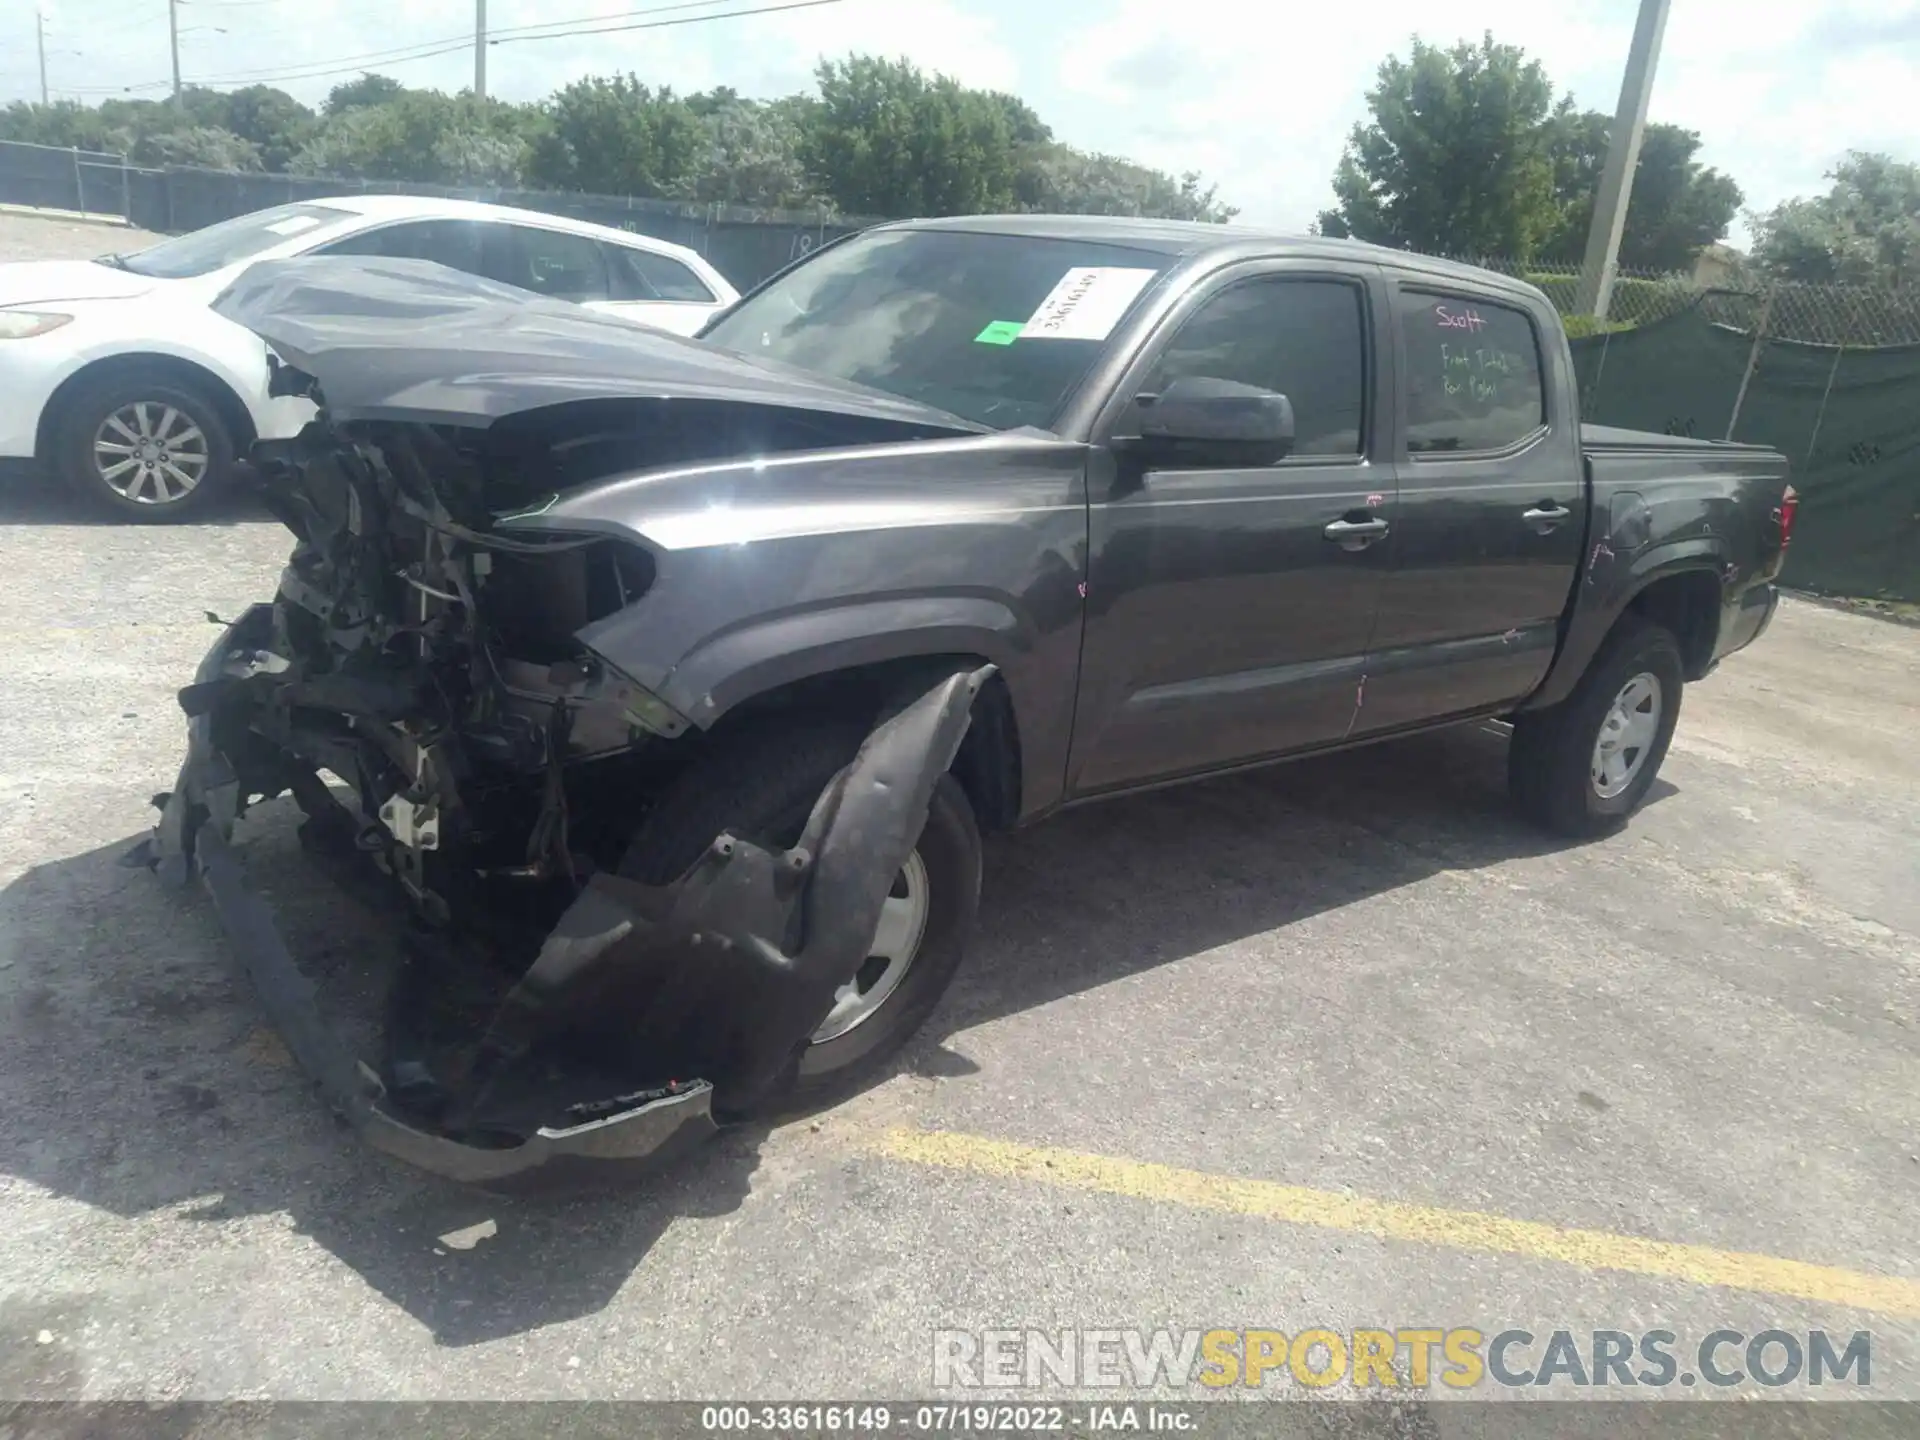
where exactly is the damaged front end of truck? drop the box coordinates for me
[128,257,994,1188]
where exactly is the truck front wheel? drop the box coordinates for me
[617,718,982,1117]
[1508,616,1685,838]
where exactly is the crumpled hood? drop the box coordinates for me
[0,258,159,307]
[211,255,988,435]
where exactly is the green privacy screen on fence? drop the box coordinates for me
[1569,306,1920,601]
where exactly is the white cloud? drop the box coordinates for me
[1050,0,1920,238]
[13,0,1915,245]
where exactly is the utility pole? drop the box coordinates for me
[168,0,182,100]
[474,0,487,98]
[36,8,49,104]
[1574,0,1672,323]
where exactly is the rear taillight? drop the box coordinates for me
[1776,484,1799,548]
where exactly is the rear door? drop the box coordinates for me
[1067,260,1395,795]
[1353,280,1585,733]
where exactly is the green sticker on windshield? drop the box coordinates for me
[974,320,1024,346]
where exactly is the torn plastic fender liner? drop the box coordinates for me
[137,605,994,1182]
[138,606,718,1190]
[468,661,997,1119]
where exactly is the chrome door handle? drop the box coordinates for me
[1323,517,1389,551]
[1522,502,1572,534]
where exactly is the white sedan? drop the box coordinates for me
[0,196,740,520]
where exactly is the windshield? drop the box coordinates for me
[701,229,1172,431]
[115,203,356,279]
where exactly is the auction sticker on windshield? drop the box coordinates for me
[1020,267,1158,341]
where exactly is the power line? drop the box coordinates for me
[53,0,725,92]
[53,1,741,92]
[57,0,840,94]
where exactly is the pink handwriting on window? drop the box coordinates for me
[1434,305,1486,331]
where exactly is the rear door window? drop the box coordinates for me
[607,243,716,303]
[1396,289,1546,453]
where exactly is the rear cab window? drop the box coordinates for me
[1394,287,1546,454]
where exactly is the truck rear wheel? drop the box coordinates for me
[1508,615,1685,838]
[617,717,982,1118]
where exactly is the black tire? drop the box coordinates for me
[617,717,982,1116]
[50,368,236,521]
[1508,615,1685,838]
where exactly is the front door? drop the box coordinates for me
[1068,264,1395,796]
[1354,282,1586,734]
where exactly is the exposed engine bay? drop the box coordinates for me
[131,257,992,1187]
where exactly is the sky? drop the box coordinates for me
[8,0,1917,245]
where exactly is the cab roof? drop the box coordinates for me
[881,213,1540,299]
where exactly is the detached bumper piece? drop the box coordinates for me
[132,606,990,1189]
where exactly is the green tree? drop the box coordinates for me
[1750,151,1920,287]
[672,92,820,208]
[0,61,1236,219]
[0,99,119,150]
[129,126,263,171]
[1542,112,1741,271]
[1316,34,1562,257]
[1017,144,1236,222]
[216,85,316,172]
[800,54,1029,216]
[324,74,409,117]
[292,91,535,184]
[529,75,701,196]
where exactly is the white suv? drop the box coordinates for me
[0,195,740,520]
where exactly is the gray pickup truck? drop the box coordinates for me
[138,216,1792,1186]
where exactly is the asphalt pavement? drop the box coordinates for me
[0,212,1915,1419]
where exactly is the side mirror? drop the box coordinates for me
[1125,375,1295,466]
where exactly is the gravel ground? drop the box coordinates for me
[0,208,163,263]
[0,210,1915,1421]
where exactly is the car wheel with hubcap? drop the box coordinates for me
[1590,671,1662,799]
[617,715,982,1116]
[1508,614,1685,838]
[52,371,234,521]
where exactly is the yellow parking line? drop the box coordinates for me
[875,1128,1920,1318]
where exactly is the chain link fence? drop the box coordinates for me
[1453,253,1920,348]
[0,140,866,290]
[0,138,135,221]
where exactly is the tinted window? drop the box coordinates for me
[1397,291,1545,453]
[701,228,1171,430]
[318,219,489,276]
[1144,278,1366,457]
[608,243,715,303]
[116,203,354,278]
[492,226,609,302]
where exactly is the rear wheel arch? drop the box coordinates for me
[1625,568,1722,679]
[1527,554,1725,712]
